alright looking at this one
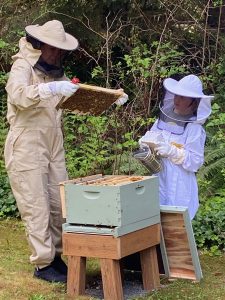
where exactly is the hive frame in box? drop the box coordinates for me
[159,205,203,282]
[56,84,124,115]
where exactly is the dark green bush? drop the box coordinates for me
[193,190,225,255]
[0,169,18,217]
[63,111,151,178]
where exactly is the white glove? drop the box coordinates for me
[138,137,148,149]
[138,131,164,150]
[38,81,79,99]
[155,142,185,164]
[49,81,79,97]
[115,93,128,106]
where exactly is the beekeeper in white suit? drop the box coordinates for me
[4,19,128,283]
[139,74,213,220]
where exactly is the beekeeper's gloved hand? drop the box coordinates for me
[115,93,128,106]
[50,81,79,96]
[138,137,147,149]
[155,142,185,164]
[38,81,79,99]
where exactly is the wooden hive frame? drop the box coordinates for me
[56,84,124,115]
[83,175,145,186]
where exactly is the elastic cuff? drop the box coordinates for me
[36,263,52,270]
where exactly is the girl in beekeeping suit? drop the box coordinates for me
[139,74,214,220]
[4,19,128,283]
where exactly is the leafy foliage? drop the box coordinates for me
[63,113,112,177]
[198,103,225,198]
[193,190,225,255]
[91,41,188,114]
[0,71,18,217]
[63,110,154,178]
[0,170,18,217]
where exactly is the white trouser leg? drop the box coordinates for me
[48,160,68,256]
[8,168,55,268]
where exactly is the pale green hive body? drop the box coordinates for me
[63,176,160,237]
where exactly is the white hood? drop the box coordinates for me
[160,75,214,124]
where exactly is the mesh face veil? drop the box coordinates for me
[160,75,213,125]
[26,34,43,50]
[26,34,71,78]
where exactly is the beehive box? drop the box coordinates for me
[60,175,160,237]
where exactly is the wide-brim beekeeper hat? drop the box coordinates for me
[161,74,214,124]
[25,20,79,51]
[163,74,213,99]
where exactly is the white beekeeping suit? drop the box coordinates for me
[3,20,80,283]
[4,19,129,283]
[139,75,214,219]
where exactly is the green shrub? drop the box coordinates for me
[193,190,225,255]
[63,111,153,178]
[0,72,18,217]
[197,103,225,199]
[63,113,113,178]
[0,169,18,218]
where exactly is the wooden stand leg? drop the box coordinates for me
[100,258,123,300]
[119,260,125,284]
[67,256,86,297]
[140,246,160,291]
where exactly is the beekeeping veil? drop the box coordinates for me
[157,75,214,134]
[25,20,79,78]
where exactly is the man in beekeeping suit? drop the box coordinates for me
[4,19,128,283]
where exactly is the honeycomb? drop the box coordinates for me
[57,84,124,116]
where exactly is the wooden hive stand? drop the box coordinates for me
[63,223,160,300]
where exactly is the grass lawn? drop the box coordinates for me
[0,218,225,300]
